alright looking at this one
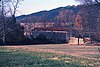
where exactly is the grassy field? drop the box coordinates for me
[0,44,100,67]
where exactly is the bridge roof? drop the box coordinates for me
[33,27,74,32]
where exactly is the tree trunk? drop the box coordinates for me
[78,37,80,45]
[2,33,6,45]
[2,15,6,45]
[83,37,85,43]
[1,0,6,45]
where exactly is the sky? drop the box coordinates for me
[16,0,79,16]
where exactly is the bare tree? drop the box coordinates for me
[75,0,100,43]
[0,0,23,44]
[74,14,83,45]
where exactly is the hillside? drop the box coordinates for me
[16,5,81,23]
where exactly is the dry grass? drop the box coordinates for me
[1,44,100,67]
[3,44,100,60]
